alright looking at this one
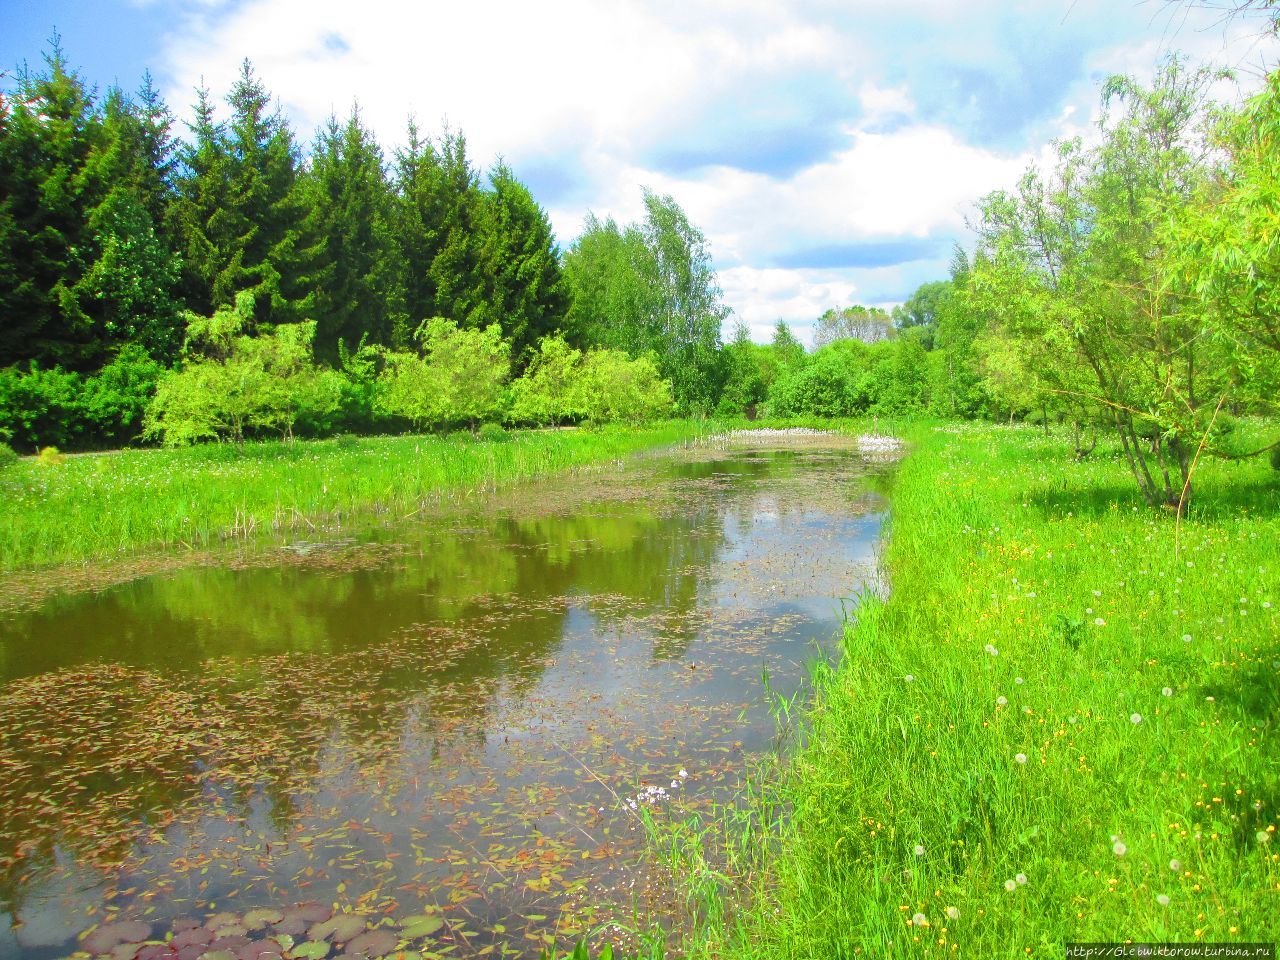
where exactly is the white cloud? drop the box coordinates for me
[151,0,1280,342]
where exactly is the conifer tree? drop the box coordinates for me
[0,39,104,369]
[477,162,568,367]
[302,108,406,357]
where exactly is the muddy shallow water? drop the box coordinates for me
[0,436,889,959]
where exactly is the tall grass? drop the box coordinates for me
[667,422,1280,957]
[0,422,716,570]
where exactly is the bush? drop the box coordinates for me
[377,319,510,431]
[0,363,85,451]
[37,445,65,465]
[578,349,675,424]
[477,422,511,443]
[0,441,17,470]
[146,297,341,446]
[79,345,163,447]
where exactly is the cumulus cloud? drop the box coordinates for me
[145,0,1279,339]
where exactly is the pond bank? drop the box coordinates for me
[668,423,1280,957]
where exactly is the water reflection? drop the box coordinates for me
[0,441,887,959]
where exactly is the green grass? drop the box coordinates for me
[666,421,1280,958]
[0,421,718,570]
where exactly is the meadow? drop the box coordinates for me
[662,421,1280,958]
[0,422,715,570]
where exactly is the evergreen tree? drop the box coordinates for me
[302,108,406,357]
[394,122,490,329]
[477,162,568,367]
[424,127,488,326]
[0,39,104,368]
[171,61,310,325]
[169,84,231,317]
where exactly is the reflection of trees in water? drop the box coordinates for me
[0,447,872,933]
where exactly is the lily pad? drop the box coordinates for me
[205,915,241,933]
[235,946,281,960]
[309,915,366,944]
[82,922,154,955]
[110,944,144,960]
[287,904,332,925]
[342,930,398,958]
[291,942,330,960]
[396,918,443,940]
[271,920,307,939]
[243,910,284,932]
[136,946,171,960]
[199,951,238,960]
[210,937,250,953]
[173,930,214,950]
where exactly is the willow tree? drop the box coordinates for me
[970,58,1239,506]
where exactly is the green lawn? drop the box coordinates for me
[669,422,1280,958]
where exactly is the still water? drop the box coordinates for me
[0,435,888,959]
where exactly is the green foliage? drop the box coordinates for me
[36,445,65,465]
[578,349,676,424]
[78,345,164,446]
[302,108,406,358]
[377,318,509,430]
[812,304,894,348]
[477,422,510,443]
[146,297,340,445]
[0,442,15,470]
[0,363,85,451]
[565,191,727,414]
[169,61,311,325]
[964,58,1272,505]
[768,341,864,417]
[672,423,1280,958]
[478,162,570,366]
[507,336,586,426]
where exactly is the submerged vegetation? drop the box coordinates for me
[664,422,1279,955]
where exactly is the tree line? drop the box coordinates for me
[0,41,725,449]
[3,40,1278,505]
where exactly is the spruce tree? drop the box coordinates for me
[0,39,105,369]
[171,62,310,326]
[477,162,568,367]
[302,108,406,357]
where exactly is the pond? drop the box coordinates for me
[0,433,892,960]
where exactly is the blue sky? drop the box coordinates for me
[3,0,1277,344]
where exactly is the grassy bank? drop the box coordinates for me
[669,422,1279,957]
[0,421,717,570]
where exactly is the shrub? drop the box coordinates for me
[37,445,65,465]
[79,345,164,447]
[146,297,341,446]
[477,422,511,443]
[377,319,510,431]
[0,364,85,451]
[578,349,675,424]
[0,441,17,470]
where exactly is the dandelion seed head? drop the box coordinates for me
[1130,713,1143,724]
[1169,859,1182,872]
[945,906,960,921]
[905,674,915,682]
[1157,894,1170,907]
[985,644,999,656]
[1004,879,1016,892]
[912,913,928,927]
[1162,687,1173,697]
[1015,677,1024,685]
[1113,841,1127,856]
[1015,873,1027,885]
[914,844,925,856]
[1015,753,1027,764]
[1094,617,1106,626]
[997,696,1008,706]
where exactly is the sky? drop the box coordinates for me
[3,0,1278,345]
